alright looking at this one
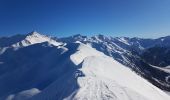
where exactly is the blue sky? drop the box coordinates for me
[0,0,170,38]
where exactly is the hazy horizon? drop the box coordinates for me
[0,31,170,39]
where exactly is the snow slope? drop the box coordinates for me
[0,42,71,99]
[12,31,62,47]
[28,42,170,100]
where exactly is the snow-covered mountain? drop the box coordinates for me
[1,31,61,47]
[12,31,62,47]
[0,32,170,100]
[0,31,62,54]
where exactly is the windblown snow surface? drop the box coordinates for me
[26,43,170,100]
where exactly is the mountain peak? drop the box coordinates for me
[72,34,87,39]
[91,34,109,41]
[29,31,39,34]
[72,34,82,37]
[27,31,42,36]
[10,31,62,48]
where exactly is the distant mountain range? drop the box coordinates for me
[0,31,170,100]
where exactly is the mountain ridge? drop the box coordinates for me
[0,31,170,100]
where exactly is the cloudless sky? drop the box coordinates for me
[0,0,170,38]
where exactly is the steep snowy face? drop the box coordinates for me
[28,43,170,100]
[0,42,70,98]
[12,31,62,48]
[0,41,79,100]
